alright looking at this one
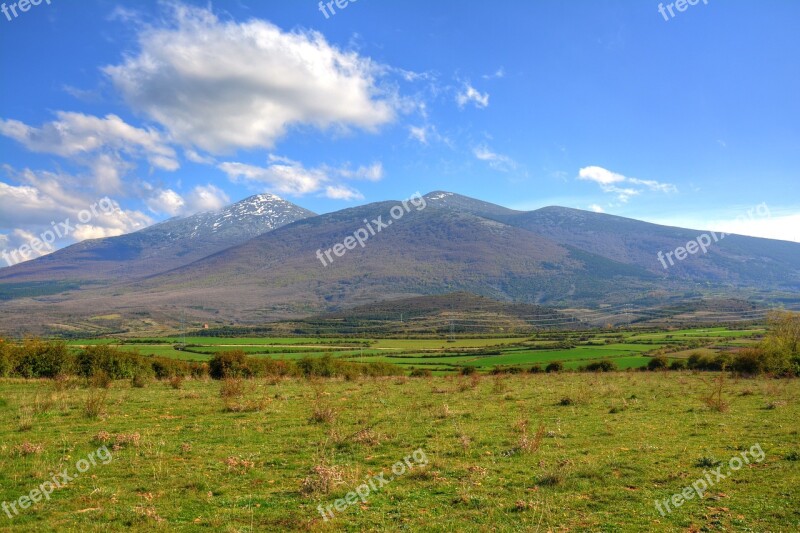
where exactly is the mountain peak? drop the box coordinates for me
[423,190,521,218]
[220,193,314,219]
[425,191,457,201]
[242,193,284,204]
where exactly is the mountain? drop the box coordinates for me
[492,206,800,288]
[0,191,797,335]
[0,194,316,286]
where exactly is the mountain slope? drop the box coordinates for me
[0,196,662,332]
[0,191,797,335]
[0,194,316,284]
[498,207,800,289]
[418,199,800,291]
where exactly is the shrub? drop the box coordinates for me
[310,404,337,424]
[461,366,477,376]
[16,340,72,378]
[295,355,399,379]
[686,352,705,370]
[131,372,149,388]
[410,368,432,378]
[584,360,617,372]
[519,423,546,454]
[731,348,765,375]
[669,359,687,371]
[703,373,729,412]
[191,363,209,379]
[75,345,147,379]
[152,357,194,379]
[762,311,800,376]
[528,365,543,374]
[685,354,732,371]
[0,338,16,377]
[647,357,668,371]
[220,378,245,399]
[297,355,336,377]
[354,361,401,378]
[209,351,250,380]
[89,371,113,389]
[169,375,185,390]
[545,362,564,373]
[709,354,732,371]
[84,388,108,418]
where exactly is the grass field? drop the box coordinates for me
[0,372,797,531]
[59,327,765,374]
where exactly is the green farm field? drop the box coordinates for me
[59,327,766,373]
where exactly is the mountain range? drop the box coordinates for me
[0,191,797,335]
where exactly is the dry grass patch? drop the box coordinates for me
[300,463,345,496]
[14,441,44,456]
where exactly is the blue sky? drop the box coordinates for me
[1,0,798,264]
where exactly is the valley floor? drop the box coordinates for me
[0,373,798,531]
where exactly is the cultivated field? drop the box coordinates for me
[64,326,764,374]
[0,372,798,531]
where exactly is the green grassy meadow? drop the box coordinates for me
[0,372,797,531]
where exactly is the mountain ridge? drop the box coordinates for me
[0,190,797,335]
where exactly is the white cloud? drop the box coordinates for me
[146,189,185,216]
[409,125,429,144]
[473,145,516,172]
[325,185,364,201]
[87,153,130,194]
[456,83,489,109]
[0,181,60,225]
[588,204,605,213]
[408,124,451,146]
[0,168,152,266]
[184,149,216,165]
[219,156,329,196]
[0,229,54,264]
[578,166,627,186]
[627,177,678,194]
[337,162,383,182]
[0,112,179,194]
[482,68,505,80]
[0,112,178,171]
[219,155,377,199]
[104,4,396,153]
[604,185,640,203]
[185,184,230,213]
[145,184,231,217]
[72,225,128,241]
[578,166,676,203]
